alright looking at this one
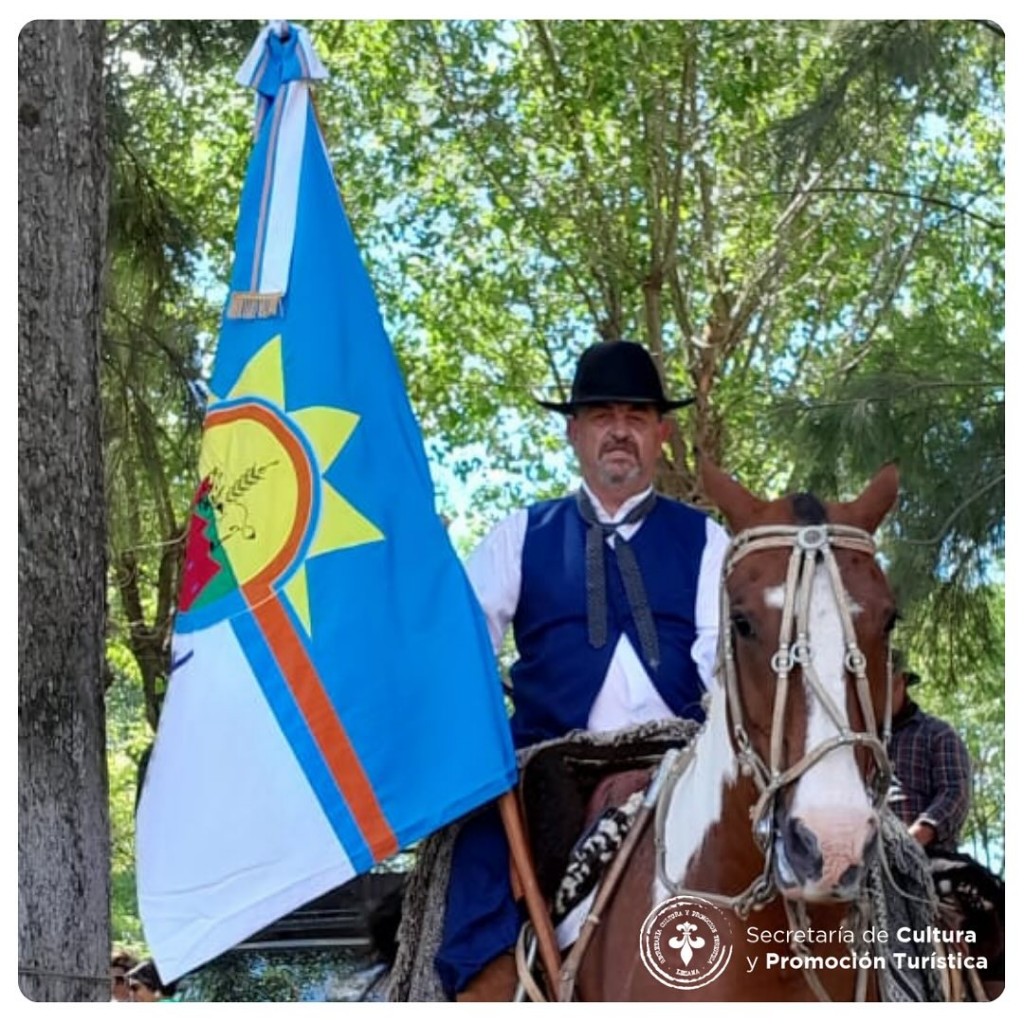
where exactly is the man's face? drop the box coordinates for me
[892,671,908,714]
[568,402,669,495]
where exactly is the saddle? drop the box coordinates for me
[386,719,699,1002]
[516,720,699,912]
[930,852,1005,996]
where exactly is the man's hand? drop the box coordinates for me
[909,820,936,847]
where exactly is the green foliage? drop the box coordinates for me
[785,344,1003,609]
[180,948,382,1001]
[772,21,1005,177]
[304,20,1003,508]
[102,16,1004,592]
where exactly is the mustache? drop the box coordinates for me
[600,439,639,457]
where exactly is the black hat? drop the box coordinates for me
[892,649,921,687]
[536,340,693,415]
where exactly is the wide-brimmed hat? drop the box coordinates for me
[892,648,921,687]
[536,340,693,415]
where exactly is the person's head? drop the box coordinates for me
[891,648,921,712]
[568,402,669,502]
[126,959,175,1002]
[110,951,137,1002]
[537,341,691,508]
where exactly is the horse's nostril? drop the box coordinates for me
[784,817,823,883]
[838,863,862,889]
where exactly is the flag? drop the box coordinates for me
[135,22,516,982]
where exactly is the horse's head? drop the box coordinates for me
[700,459,900,903]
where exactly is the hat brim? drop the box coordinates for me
[535,395,694,414]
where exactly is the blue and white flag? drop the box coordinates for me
[135,22,515,982]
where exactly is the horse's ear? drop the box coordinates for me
[698,456,766,532]
[831,463,900,534]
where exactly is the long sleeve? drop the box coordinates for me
[918,722,973,848]
[691,516,728,692]
[464,509,527,655]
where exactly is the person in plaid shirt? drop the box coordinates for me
[887,650,972,854]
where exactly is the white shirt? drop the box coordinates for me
[465,483,728,733]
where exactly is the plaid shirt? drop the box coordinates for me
[887,699,972,851]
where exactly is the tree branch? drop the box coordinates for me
[732,186,1003,230]
[421,24,606,331]
[900,472,1005,547]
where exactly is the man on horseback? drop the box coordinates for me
[435,340,728,1000]
[887,649,972,855]
[886,653,1005,998]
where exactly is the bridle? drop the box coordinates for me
[720,522,893,849]
[656,521,894,922]
[651,521,896,1000]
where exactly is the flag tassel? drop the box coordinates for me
[228,291,283,319]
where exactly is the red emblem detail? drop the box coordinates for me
[178,477,224,613]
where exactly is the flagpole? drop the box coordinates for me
[498,791,562,998]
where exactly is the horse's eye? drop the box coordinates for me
[731,612,755,640]
[883,609,902,635]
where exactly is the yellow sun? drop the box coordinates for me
[197,335,383,635]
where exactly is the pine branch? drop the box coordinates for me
[900,472,1005,547]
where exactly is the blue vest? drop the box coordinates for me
[509,494,710,747]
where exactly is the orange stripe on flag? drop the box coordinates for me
[246,586,398,861]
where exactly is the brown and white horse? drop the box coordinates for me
[575,460,901,1001]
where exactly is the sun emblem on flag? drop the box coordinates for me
[178,335,383,634]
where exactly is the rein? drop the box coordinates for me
[654,521,895,1000]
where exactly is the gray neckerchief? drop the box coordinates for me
[575,487,660,669]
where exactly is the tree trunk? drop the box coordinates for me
[19,19,110,1002]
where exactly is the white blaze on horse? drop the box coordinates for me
[576,460,901,1001]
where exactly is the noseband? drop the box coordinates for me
[721,522,893,848]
